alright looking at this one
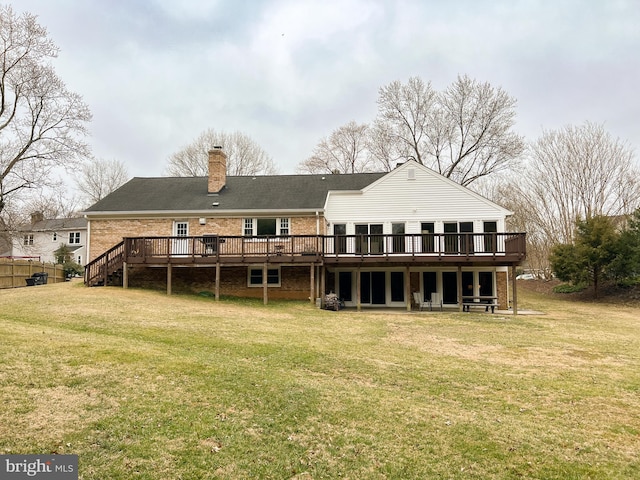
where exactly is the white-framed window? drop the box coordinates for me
[174,221,189,237]
[248,266,281,287]
[280,218,290,236]
[244,218,254,236]
[69,232,81,244]
[52,232,57,242]
[243,218,291,237]
[23,234,34,246]
[77,255,82,264]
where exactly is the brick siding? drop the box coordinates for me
[126,264,313,300]
[89,215,325,261]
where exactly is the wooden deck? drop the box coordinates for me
[84,232,527,314]
[85,233,526,288]
[121,233,526,266]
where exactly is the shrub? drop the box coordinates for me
[553,282,588,294]
[616,277,640,289]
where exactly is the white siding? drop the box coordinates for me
[10,228,87,265]
[325,161,510,234]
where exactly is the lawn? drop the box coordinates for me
[1,282,639,479]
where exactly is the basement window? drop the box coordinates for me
[248,266,281,287]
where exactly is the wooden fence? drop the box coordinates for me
[0,258,66,289]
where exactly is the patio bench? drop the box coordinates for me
[462,300,498,313]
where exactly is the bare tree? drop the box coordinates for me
[22,187,81,219]
[0,5,91,216]
[476,171,556,278]
[76,157,129,205]
[437,75,525,185]
[375,77,436,166]
[374,75,524,186]
[166,129,278,176]
[522,122,639,245]
[297,121,374,174]
[366,121,404,172]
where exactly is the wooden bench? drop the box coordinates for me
[462,296,498,313]
[462,301,498,313]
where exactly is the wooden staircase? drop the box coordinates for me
[84,241,125,287]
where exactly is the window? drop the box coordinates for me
[243,218,290,237]
[421,222,435,253]
[443,222,474,253]
[248,267,281,287]
[355,224,383,254]
[460,222,474,254]
[483,221,497,252]
[390,271,405,302]
[174,222,188,237]
[244,218,254,236]
[334,224,347,253]
[69,232,81,244]
[52,232,57,242]
[23,234,34,246]
[257,218,276,236]
[392,223,405,253]
[443,223,458,253]
[279,218,289,236]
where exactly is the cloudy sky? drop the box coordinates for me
[16,0,640,177]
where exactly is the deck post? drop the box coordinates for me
[320,265,326,308]
[511,265,518,315]
[215,263,220,301]
[103,251,109,286]
[309,264,315,304]
[123,262,128,289]
[263,263,268,305]
[457,265,463,312]
[406,266,411,311]
[356,266,361,312]
[167,263,172,295]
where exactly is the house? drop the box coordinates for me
[6,213,88,265]
[84,147,526,312]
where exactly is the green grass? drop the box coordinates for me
[1,282,639,479]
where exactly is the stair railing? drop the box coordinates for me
[84,241,125,287]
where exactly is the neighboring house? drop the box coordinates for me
[0,218,11,257]
[8,213,88,265]
[84,147,526,311]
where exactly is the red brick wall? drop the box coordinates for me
[89,215,325,262]
[496,271,508,310]
[126,264,313,300]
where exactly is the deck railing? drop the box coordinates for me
[85,240,125,286]
[120,233,526,262]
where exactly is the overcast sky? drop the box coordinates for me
[15,0,640,177]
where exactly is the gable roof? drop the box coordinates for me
[320,161,513,222]
[19,217,87,232]
[360,160,513,215]
[84,173,386,214]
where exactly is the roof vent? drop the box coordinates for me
[408,168,416,180]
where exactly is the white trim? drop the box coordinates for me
[83,208,322,218]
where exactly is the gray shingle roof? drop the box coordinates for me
[85,173,386,213]
[19,217,87,232]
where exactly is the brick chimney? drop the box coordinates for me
[208,146,227,193]
[30,211,45,225]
